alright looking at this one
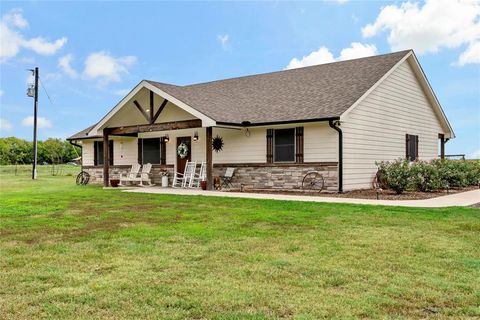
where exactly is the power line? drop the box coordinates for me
[38,76,54,105]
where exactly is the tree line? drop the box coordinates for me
[0,137,81,165]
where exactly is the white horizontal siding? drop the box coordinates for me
[82,141,94,166]
[113,137,138,165]
[342,60,445,191]
[139,122,337,171]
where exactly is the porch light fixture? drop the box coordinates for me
[193,131,199,141]
[163,134,170,143]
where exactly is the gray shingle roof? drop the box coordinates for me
[68,50,410,140]
[147,50,410,124]
[67,124,98,141]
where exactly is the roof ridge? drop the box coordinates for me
[149,50,412,88]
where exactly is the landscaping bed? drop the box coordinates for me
[237,185,478,200]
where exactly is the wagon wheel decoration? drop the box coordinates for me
[302,171,325,192]
[177,142,189,159]
[372,169,388,190]
[76,171,90,185]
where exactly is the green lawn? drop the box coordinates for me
[1,167,479,319]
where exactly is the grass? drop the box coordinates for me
[0,166,479,319]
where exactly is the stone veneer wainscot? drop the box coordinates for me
[83,162,338,192]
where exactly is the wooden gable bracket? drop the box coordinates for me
[133,90,169,124]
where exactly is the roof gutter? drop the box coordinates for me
[216,117,340,128]
[328,119,343,193]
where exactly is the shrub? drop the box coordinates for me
[465,160,480,186]
[377,159,480,193]
[410,161,441,192]
[432,159,468,189]
[376,159,411,194]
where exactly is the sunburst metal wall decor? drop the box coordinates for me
[212,135,224,153]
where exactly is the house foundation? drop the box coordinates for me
[82,162,338,192]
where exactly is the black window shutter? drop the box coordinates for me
[406,134,419,161]
[295,127,304,163]
[94,141,98,166]
[415,135,419,160]
[160,137,166,165]
[266,129,274,163]
[406,134,410,160]
[138,138,143,164]
[109,140,114,166]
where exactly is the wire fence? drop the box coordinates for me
[0,164,81,177]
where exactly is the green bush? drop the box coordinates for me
[465,161,480,186]
[376,159,411,194]
[376,159,480,193]
[432,159,468,188]
[410,161,441,192]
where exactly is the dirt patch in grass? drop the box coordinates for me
[233,186,478,200]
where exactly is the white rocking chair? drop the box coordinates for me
[119,163,142,186]
[139,163,154,187]
[172,161,196,188]
[190,161,206,188]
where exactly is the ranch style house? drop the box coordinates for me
[67,50,454,192]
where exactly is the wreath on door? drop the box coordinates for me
[177,142,189,159]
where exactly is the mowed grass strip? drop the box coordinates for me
[0,170,479,319]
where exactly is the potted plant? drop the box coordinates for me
[160,170,169,188]
[200,180,207,190]
[110,179,120,188]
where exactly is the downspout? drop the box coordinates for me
[68,140,83,166]
[329,120,343,193]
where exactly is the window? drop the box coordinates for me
[406,134,418,161]
[274,128,295,162]
[138,138,165,164]
[94,141,113,166]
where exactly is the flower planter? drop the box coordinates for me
[161,176,169,188]
[200,180,207,190]
[110,179,120,188]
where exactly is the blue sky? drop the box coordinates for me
[1,0,479,158]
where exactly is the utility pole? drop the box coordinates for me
[27,67,39,180]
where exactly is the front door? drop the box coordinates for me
[176,136,192,173]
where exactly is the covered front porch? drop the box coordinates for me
[101,122,216,189]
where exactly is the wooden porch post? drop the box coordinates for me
[103,129,110,187]
[206,127,213,190]
[439,133,445,160]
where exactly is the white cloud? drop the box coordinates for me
[457,41,480,66]
[285,42,377,69]
[22,116,52,128]
[0,9,67,63]
[22,37,67,55]
[3,10,28,28]
[469,148,480,159]
[0,89,4,97]
[338,42,378,61]
[83,51,137,84]
[362,0,480,65]
[286,47,335,69]
[0,118,13,132]
[58,54,78,78]
[217,34,230,50]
